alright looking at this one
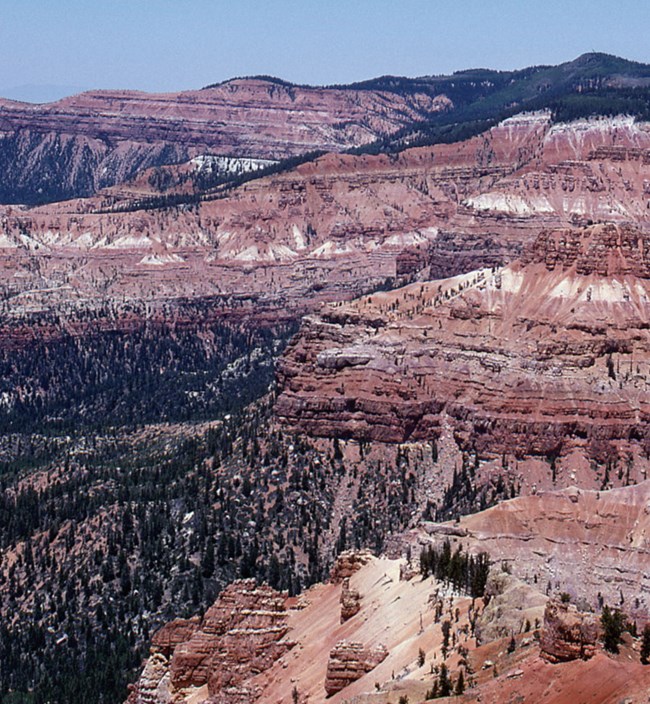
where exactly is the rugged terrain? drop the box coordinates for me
[277,222,650,507]
[5,110,650,324]
[6,53,650,704]
[128,479,650,704]
[0,78,450,203]
[5,51,650,205]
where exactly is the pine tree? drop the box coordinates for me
[601,605,626,653]
[455,669,465,695]
[438,663,451,697]
[201,535,215,578]
[641,624,650,664]
[425,681,439,699]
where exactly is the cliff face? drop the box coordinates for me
[127,489,650,704]
[276,223,650,485]
[127,554,482,704]
[407,481,650,623]
[540,599,599,663]
[0,80,451,203]
[126,579,294,704]
[6,113,650,324]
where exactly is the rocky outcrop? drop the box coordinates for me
[521,222,650,277]
[324,641,388,696]
[476,570,547,644]
[408,481,650,624]
[6,112,650,325]
[127,653,173,704]
[0,80,450,204]
[540,599,599,663]
[330,550,373,583]
[339,578,361,623]
[127,579,294,704]
[276,223,650,472]
[150,618,200,657]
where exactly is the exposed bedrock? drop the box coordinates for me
[277,223,650,472]
[127,580,294,704]
[540,599,599,663]
[0,79,451,202]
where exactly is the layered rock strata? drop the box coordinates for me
[540,599,599,663]
[5,113,650,323]
[127,579,294,704]
[330,550,373,583]
[323,641,389,696]
[406,481,650,623]
[0,79,451,202]
[277,223,650,472]
[339,578,361,623]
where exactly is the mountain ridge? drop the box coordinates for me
[4,53,650,205]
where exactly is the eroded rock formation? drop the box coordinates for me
[0,79,450,203]
[7,112,650,323]
[408,481,650,623]
[540,599,599,663]
[476,570,546,644]
[277,223,650,474]
[127,579,294,704]
[324,641,388,696]
[330,550,373,583]
[339,577,361,623]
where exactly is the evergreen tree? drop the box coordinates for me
[455,669,465,695]
[641,624,650,665]
[438,663,451,697]
[201,535,215,578]
[601,605,626,653]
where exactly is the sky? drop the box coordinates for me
[2,0,650,101]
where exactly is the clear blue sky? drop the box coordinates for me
[2,0,650,97]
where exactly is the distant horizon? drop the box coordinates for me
[1,50,646,104]
[2,0,650,102]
